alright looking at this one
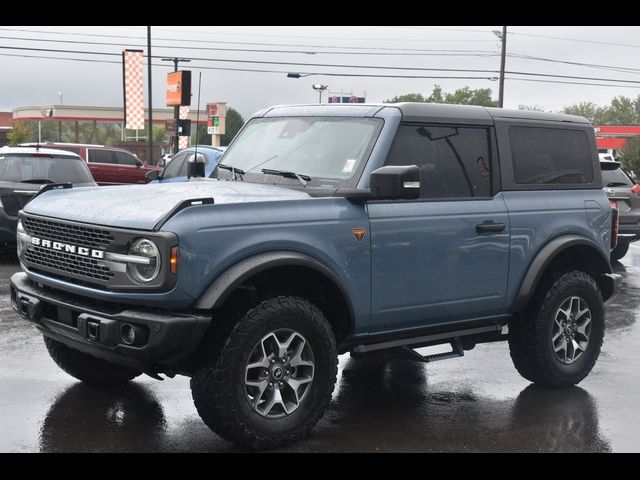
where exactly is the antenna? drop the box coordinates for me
[194,72,202,170]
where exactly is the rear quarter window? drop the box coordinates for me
[510,127,593,185]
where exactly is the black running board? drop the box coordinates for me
[402,338,464,363]
[351,324,501,355]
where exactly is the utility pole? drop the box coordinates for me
[147,26,154,164]
[496,26,507,108]
[162,57,191,154]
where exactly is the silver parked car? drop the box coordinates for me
[601,159,640,261]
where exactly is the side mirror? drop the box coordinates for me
[145,170,160,181]
[370,165,421,200]
[136,160,143,168]
[187,153,206,179]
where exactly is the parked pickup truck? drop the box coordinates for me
[11,103,620,449]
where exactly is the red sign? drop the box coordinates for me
[207,103,218,116]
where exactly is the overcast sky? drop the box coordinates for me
[1,25,639,119]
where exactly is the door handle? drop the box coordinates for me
[476,222,506,234]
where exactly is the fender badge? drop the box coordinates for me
[352,228,367,241]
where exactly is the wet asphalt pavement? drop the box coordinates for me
[1,248,639,453]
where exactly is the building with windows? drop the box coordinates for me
[10,105,207,164]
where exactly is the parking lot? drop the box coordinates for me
[1,247,639,452]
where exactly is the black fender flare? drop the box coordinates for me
[193,251,355,320]
[510,235,613,313]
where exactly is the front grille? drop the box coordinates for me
[25,246,114,282]
[1,193,34,216]
[23,216,114,250]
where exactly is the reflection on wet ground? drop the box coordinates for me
[1,247,639,452]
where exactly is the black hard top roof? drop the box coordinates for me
[395,102,591,125]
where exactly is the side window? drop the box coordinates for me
[89,150,116,164]
[115,151,138,166]
[162,153,187,179]
[510,127,593,185]
[385,124,492,199]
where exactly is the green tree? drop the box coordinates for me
[598,96,638,125]
[426,85,444,103]
[384,85,498,107]
[618,136,640,176]
[191,124,211,146]
[562,102,602,123]
[444,86,498,107]
[6,122,33,145]
[221,107,245,146]
[518,104,546,112]
[384,92,426,103]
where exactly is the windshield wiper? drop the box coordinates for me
[20,179,54,184]
[216,163,245,181]
[261,168,311,186]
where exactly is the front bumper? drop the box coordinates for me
[10,272,211,373]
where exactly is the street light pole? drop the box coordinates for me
[495,26,508,108]
[312,84,329,104]
[162,57,191,155]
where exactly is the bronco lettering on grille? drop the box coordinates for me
[31,237,105,259]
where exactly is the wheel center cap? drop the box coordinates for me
[272,366,284,380]
[565,324,574,335]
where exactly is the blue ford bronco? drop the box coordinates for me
[11,103,621,448]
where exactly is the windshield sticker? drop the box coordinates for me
[342,159,356,173]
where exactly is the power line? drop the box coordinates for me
[0,52,495,79]
[0,27,497,52]
[506,70,640,85]
[127,25,499,43]
[508,52,640,74]
[506,77,640,89]
[4,51,640,89]
[0,34,499,57]
[379,26,493,34]
[5,44,640,87]
[510,31,640,49]
[0,44,500,74]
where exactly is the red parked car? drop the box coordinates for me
[20,143,162,185]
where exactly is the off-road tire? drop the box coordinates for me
[191,296,338,449]
[509,271,604,387]
[44,336,141,386]
[611,241,629,262]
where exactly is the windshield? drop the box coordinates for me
[213,117,382,187]
[0,154,94,184]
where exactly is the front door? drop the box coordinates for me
[368,123,510,333]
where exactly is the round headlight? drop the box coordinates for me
[128,238,161,283]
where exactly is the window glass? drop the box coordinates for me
[0,154,94,184]
[216,117,382,187]
[510,127,593,184]
[89,150,116,164]
[162,153,186,179]
[115,151,138,166]
[385,124,492,199]
[601,167,633,187]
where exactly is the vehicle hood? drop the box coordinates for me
[22,179,311,230]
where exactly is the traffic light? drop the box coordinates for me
[177,119,191,136]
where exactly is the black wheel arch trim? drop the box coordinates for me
[510,235,613,313]
[193,251,356,331]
